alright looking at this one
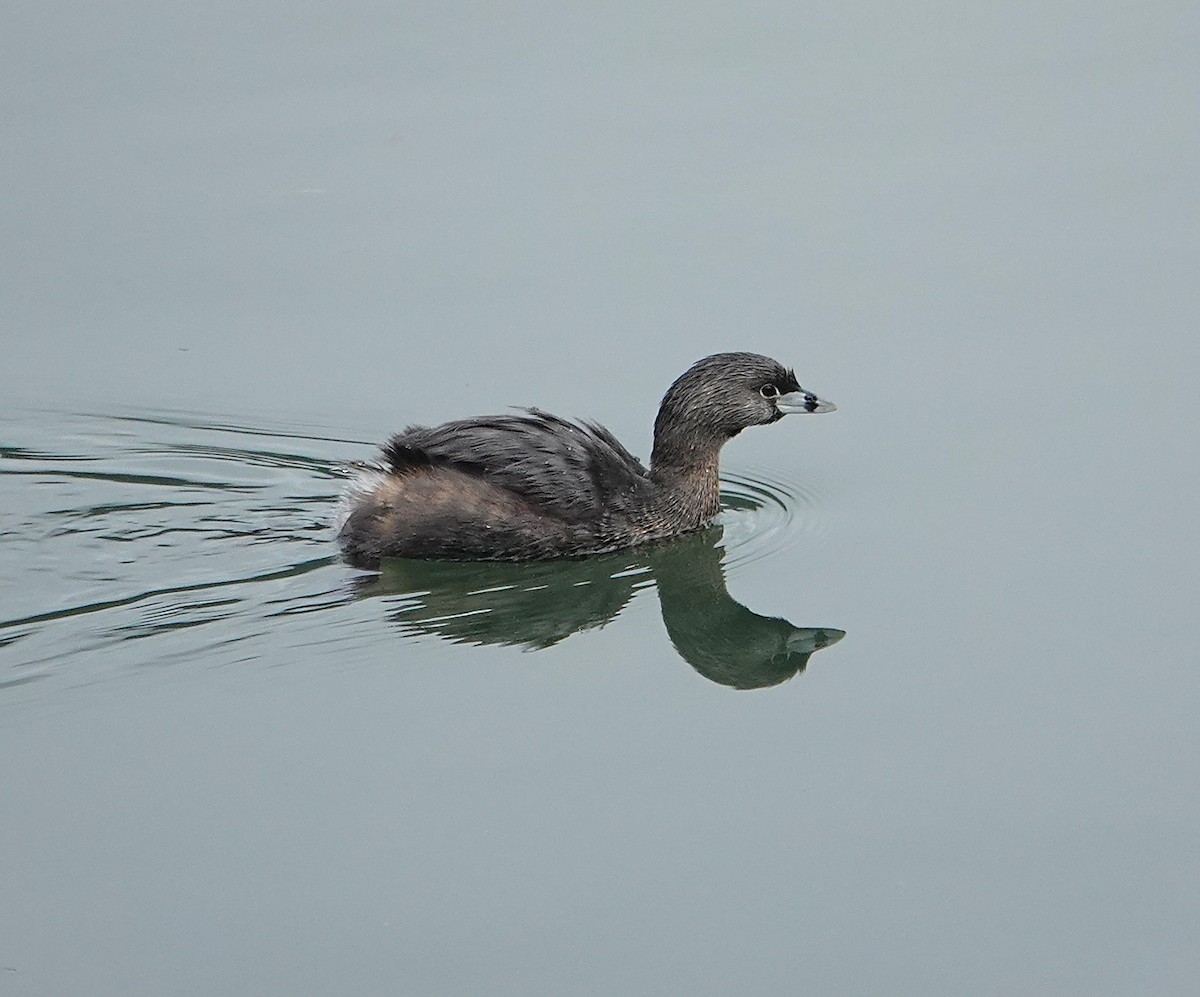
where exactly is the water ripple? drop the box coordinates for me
[0,410,357,690]
[718,465,827,570]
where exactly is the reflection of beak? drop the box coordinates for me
[776,389,836,414]
[786,628,846,654]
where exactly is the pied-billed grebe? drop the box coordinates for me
[338,352,834,565]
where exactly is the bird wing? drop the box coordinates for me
[381,409,649,523]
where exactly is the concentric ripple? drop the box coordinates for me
[717,466,828,570]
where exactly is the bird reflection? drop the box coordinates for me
[352,527,843,689]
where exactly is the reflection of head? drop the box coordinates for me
[648,531,844,689]
[353,528,843,688]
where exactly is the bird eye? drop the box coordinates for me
[759,384,779,399]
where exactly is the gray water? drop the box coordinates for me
[3,2,1198,994]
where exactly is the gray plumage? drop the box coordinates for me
[338,352,833,565]
[383,409,649,524]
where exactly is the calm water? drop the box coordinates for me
[3,1,1198,994]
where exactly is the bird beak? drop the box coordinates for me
[776,389,836,414]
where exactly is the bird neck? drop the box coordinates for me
[649,443,723,527]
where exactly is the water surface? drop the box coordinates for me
[2,1,1198,994]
